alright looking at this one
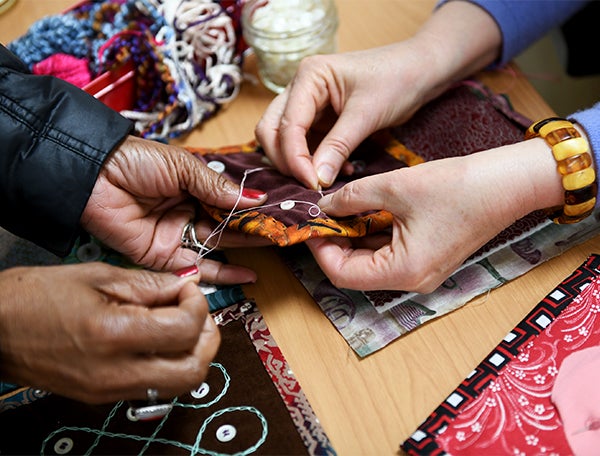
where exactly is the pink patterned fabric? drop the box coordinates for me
[402,254,600,455]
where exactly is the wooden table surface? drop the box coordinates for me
[3,1,600,455]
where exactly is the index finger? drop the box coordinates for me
[277,68,337,190]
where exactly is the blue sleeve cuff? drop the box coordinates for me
[570,103,600,205]
[435,0,589,67]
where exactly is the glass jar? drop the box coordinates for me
[242,0,338,94]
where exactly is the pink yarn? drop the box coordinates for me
[32,53,92,88]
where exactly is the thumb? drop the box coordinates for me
[179,152,267,209]
[317,174,388,217]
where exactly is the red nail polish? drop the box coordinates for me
[174,265,198,278]
[242,188,266,199]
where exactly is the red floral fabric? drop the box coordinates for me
[402,254,600,455]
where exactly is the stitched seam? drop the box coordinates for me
[0,92,106,166]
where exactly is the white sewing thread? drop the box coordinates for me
[194,167,323,263]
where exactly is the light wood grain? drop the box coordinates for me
[3,1,599,455]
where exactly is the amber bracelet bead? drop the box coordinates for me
[526,117,596,224]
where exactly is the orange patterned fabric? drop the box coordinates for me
[187,131,410,246]
[187,82,532,247]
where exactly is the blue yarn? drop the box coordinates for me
[7,0,244,141]
[7,15,92,69]
[8,0,167,73]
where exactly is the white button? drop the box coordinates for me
[216,424,237,442]
[280,200,295,210]
[76,243,102,262]
[54,437,74,454]
[190,382,210,399]
[207,160,226,173]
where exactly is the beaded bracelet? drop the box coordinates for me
[525,117,597,224]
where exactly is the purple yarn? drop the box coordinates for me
[8,0,246,141]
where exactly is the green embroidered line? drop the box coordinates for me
[40,407,266,455]
[39,363,267,455]
[193,406,268,456]
[86,400,123,454]
[138,399,175,455]
[178,362,230,409]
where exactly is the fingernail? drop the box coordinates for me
[317,164,335,187]
[242,188,267,199]
[174,264,198,278]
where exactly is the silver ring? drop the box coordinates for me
[146,388,159,404]
[180,221,210,254]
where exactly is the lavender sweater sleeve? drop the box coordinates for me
[571,103,600,172]
[444,0,589,68]
[436,0,600,194]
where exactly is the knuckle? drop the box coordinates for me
[297,54,328,73]
[411,277,439,294]
[213,172,233,193]
[278,114,293,134]
[328,275,349,290]
[400,261,443,294]
[178,322,204,347]
[68,370,115,404]
[324,136,352,161]
[337,182,360,202]
[187,362,210,387]
[81,317,120,352]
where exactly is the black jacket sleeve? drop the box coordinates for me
[0,45,133,256]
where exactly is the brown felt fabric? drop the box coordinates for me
[0,316,309,455]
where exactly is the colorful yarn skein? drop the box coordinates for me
[8,0,246,140]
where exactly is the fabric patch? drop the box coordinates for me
[0,301,335,455]
[189,81,541,249]
[281,210,600,357]
[0,235,335,456]
[266,81,600,357]
[188,132,405,247]
[401,253,600,455]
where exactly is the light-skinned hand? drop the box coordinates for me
[307,139,563,292]
[255,1,502,190]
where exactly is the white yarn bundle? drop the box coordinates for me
[124,0,244,139]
